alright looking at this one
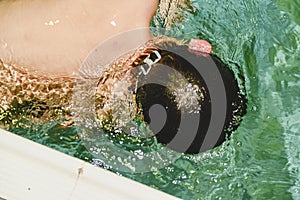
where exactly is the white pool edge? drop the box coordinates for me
[0,128,179,200]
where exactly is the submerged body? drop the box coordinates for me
[0,0,158,126]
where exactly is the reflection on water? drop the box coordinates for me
[2,0,300,199]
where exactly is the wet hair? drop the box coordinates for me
[134,43,247,153]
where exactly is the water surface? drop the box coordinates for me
[5,0,300,199]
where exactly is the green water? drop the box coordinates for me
[6,0,300,199]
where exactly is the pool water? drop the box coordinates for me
[3,0,300,199]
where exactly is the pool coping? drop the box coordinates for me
[0,128,179,200]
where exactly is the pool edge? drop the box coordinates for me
[0,128,179,200]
